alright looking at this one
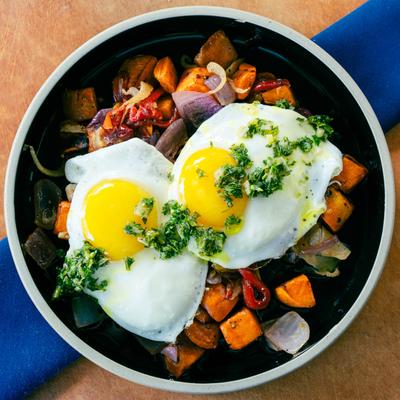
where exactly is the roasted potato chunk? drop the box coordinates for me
[220,307,262,350]
[261,85,296,106]
[63,88,97,121]
[154,56,178,93]
[176,67,211,93]
[194,30,238,69]
[232,63,257,100]
[185,320,220,349]
[275,274,316,308]
[201,283,238,322]
[112,55,157,94]
[321,186,354,232]
[334,155,368,193]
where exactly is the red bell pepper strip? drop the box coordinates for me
[239,268,270,310]
[252,79,290,93]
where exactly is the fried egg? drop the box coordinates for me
[65,138,207,342]
[169,103,342,269]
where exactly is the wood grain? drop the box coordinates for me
[1,0,399,399]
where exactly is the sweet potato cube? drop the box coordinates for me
[53,201,71,239]
[157,95,175,119]
[232,63,257,100]
[154,56,178,93]
[220,307,262,350]
[334,155,368,193]
[194,30,238,69]
[201,283,239,322]
[275,274,316,308]
[185,320,220,349]
[164,342,205,378]
[321,186,354,232]
[112,55,157,94]
[195,307,211,323]
[63,88,97,121]
[176,67,211,93]
[261,85,296,106]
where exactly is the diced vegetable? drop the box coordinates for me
[154,56,178,93]
[264,311,310,354]
[171,91,222,130]
[194,30,238,69]
[185,320,220,349]
[205,74,236,105]
[321,186,354,232]
[63,88,97,121]
[155,118,187,161]
[102,112,113,130]
[23,228,57,270]
[176,67,211,93]
[261,85,296,106]
[87,124,107,152]
[201,283,239,322]
[195,307,211,323]
[53,201,71,239]
[334,154,368,193]
[164,341,205,378]
[34,179,62,230]
[220,307,262,350]
[72,294,105,328]
[232,63,256,100]
[275,274,316,308]
[239,268,270,310]
[157,95,175,119]
[112,55,157,97]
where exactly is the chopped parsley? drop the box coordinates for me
[230,143,252,168]
[167,171,174,182]
[125,200,225,259]
[52,242,108,300]
[225,215,241,229]
[275,99,294,109]
[196,168,206,178]
[247,157,292,198]
[124,256,135,271]
[244,118,279,139]
[134,197,154,224]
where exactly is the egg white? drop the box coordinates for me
[169,103,343,269]
[65,138,207,342]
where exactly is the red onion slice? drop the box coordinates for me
[264,311,310,355]
[205,75,236,106]
[161,344,179,363]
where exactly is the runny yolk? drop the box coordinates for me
[83,179,157,260]
[179,147,248,230]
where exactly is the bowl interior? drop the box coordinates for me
[13,15,385,383]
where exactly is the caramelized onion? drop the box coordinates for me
[206,62,227,95]
[25,145,64,177]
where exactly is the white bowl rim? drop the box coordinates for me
[4,6,395,394]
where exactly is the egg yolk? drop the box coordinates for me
[179,147,248,230]
[83,179,157,260]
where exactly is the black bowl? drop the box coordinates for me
[5,7,394,393]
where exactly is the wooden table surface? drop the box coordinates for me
[1,1,399,399]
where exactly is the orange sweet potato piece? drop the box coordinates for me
[321,186,354,232]
[194,30,238,69]
[176,67,211,93]
[53,201,70,239]
[195,307,211,323]
[157,95,174,119]
[164,342,205,378]
[261,85,296,106]
[275,274,316,308]
[63,88,97,121]
[220,307,262,350]
[333,155,368,193]
[112,55,157,93]
[185,320,220,349]
[102,111,113,130]
[201,283,239,322]
[154,56,178,93]
[232,63,257,100]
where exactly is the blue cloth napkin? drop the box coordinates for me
[313,0,400,132]
[1,1,400,398]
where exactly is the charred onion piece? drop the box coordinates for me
[155,118,187,161]
[23,228,57,270]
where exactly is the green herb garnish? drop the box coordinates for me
[244,118,279,139]
[52,242,108,300]
[124,256,135,271]
[230,143,252,168]
[134,197,154,224]
[274,99,294,109]
[196,168,206,178]
[225,215,241,229]
[194,227,226,257]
